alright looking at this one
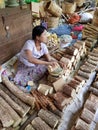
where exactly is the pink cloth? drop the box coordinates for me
[72,25,84,31]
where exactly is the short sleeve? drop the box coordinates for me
[23,40,34,51]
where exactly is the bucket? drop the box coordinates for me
[62,1,76,14]
[0,0,5,8]
[75,0,85,7]
[44,0,62,17]
[45,16,59,28]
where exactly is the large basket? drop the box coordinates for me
[92,8,98,27]
[62,1,76,14]
[75,0,85,7]
[45,16,59,29]
[44,0,62,17]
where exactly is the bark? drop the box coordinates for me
[75,118,90,130]
[2,76,35,108]
[31,117,52,130]
[0,96,21,127]
[38,109,59,128]
[80,108,94,124]
[0,83,30,117]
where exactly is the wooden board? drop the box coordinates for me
[0,6,32,64]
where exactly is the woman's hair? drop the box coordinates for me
[32,25,46,40]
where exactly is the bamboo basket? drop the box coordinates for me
[44,0,62,17]
[45,16,59,28]
[62,1,76,14]
[92,8,98,27]
[75,0,85,7]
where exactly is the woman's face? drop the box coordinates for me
[37,30,48,43]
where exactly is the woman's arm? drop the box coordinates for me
[25,50,57,66]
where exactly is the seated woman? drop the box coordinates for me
[14,25,57,87]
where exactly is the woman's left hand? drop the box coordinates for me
[59,61,67,70]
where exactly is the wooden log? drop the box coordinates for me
[2,76,35,108]
[87,59,98,66]
[38,109,59,128]
[80,65,95,73]
[74,75,86,84]
[50,108,63,118]
[88,55,98,61]
[25,124,35,130]
[52,92,71,110]
[63,54,75,63]
[84,99,97,113]
[75,118,90,130]
[0,83,30,117]
[31,117,52,130]
[37,84,53,95]
[84,61,96,68]
[80,108,94,124]
[88,93,98,104]
[53,78,66,92]
[0,104,14,127]
[0,85,26,117]
[0,96,21,127]
[88,52,98,57]
[63,84,76,98]
[78,70,90,79]
[89,87,98,96]
[93,81,98,89]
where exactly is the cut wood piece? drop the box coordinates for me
[80,64,95,73]
[73,43,82,51]
[0,85,26,117]
[89,87,98,96]
[0,83,30,117]
[50,108,63,117]
[93,81,98,89]
[74,75,86,84]
[93,48,98,53]
[63,84,76,98]
[31,117,52,130]
[38,84,53,95]
[88,93,98,104]
[2,76,35,108]
[87,59,98,66]
[84,99,97,113]
[88,55,98,61]
[38,109,59,128]
[52,92,71,110]
[84,61,96,68]
[80,108,94,124]
[78,70,90,79]
[65,46,79,56]
[53,78,66,92]
[0,96,21,127]
[0,104,14,127]
[60,57,72,69]
[88,52,98,57]
[64,54,75,63]
[25,124,35,130]
[75,118,90,130]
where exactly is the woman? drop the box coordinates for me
[14,25,57,86]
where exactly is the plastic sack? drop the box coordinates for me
[79,12,93,23]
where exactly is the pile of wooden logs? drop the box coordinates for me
[51,40,86,78]
[82,23,98,40]
[71,86,98,130]
[0,76,36,129]
[85,38,97,51]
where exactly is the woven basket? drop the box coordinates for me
[62,1,76,14]
[44,0,62,17]
[92,8,98,27]
[46,16,59,28]
[75,0,85,7]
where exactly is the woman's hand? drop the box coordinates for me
[48,61,58,67]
